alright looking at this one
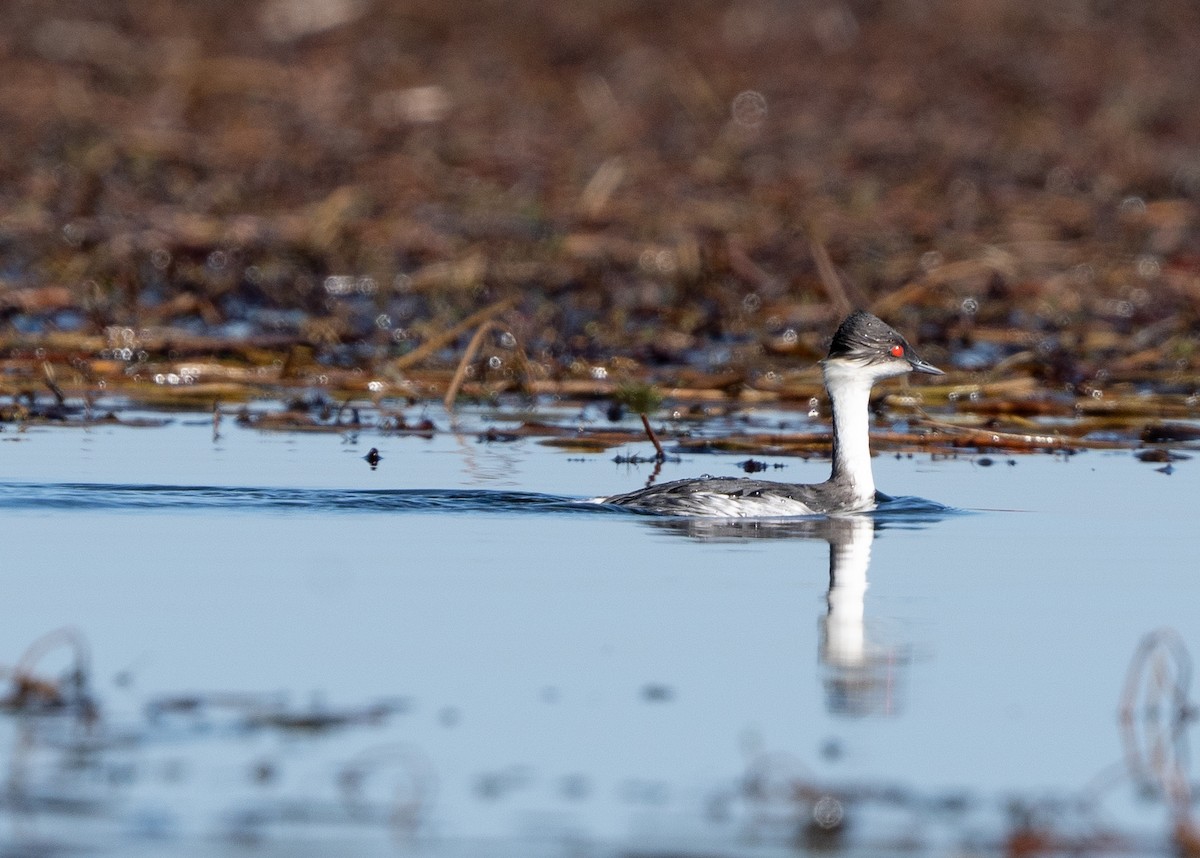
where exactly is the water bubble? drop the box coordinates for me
[590,366,608,380]
[206,250,229,271]
[324,275,355,296]
[150,248,172,270]
[391,328,409,343]
[812,796,844,829]
[1119,196,1146,215]
[961,297,979,315]
[245,265,263,284]
[367,380,384,392]
[640,248,677,275]
[742,293,762,313]
[62,222,84,247]
[1104,299,1134,318]
[919,250,943,271]
[375,313,392,330]
[1135,255,1161,279]
[317,374,329,384]
[487,356,502,370]
[782,328,798,344]
[731,90,768,128]
[499,331,517,348]
[371,85,452,125]
[393,273,413,292]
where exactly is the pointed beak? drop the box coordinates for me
[907,352,944,375]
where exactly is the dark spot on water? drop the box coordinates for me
[641,683,674,702]
[364,447,382,469]
[820,738,844,761]
[475,772,505,800]
[977,457,994,467]
[739,458,768,473]
[251,760,277,784]
[438,706,461,727]
[478,427,519,443]
[613,451,661,464]
[934,791,972,813]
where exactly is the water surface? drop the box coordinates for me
[0,411,1194,855]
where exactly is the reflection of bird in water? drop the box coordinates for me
[640,510,950,718]
[817,515,902,718]
[598,312,942,516]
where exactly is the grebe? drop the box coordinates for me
[598,311,943,516]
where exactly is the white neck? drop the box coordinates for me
[822,361,878,507]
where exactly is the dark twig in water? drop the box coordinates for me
[644,453,666,488]
[639,412,666,461]
[615,382,666,462]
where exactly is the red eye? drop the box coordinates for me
[890,344,905,358]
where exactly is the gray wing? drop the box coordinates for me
[599,476,839,515]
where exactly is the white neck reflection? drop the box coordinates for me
[641,513,912,718]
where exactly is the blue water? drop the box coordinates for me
[0,409,1194,855]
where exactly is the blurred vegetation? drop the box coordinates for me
[2,0,1200,409]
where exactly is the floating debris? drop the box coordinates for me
[1136,449,1192,463]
